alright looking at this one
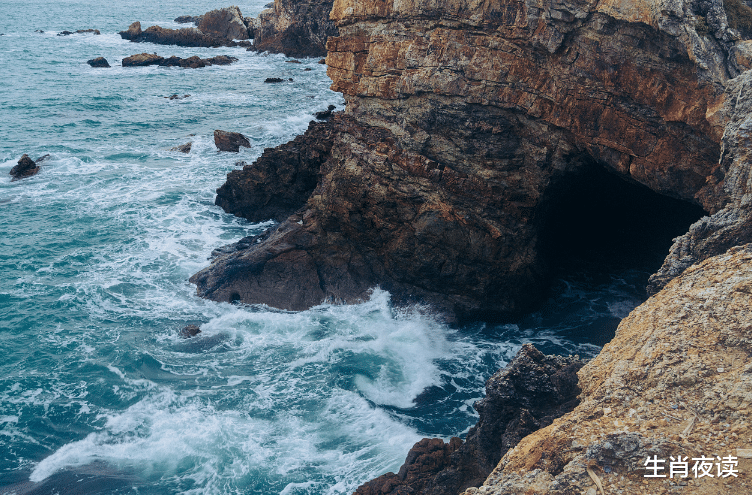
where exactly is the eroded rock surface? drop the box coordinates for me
[469,244,752,495]
[251,0,338,57]
[121,53,237,68]
[87,57,110,68]
[196,0,749,320]
[119,12,251,49]
[354,345,585,495]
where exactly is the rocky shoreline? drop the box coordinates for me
[190,0,752,493]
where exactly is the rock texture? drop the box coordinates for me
[354,345,585,495]
[251,0,338,57]
[195,0,752,320]
[649,67,752,293]
[119,15,251,49]
[9,154,40,181]
[214,118,337,222]
[197,6,249,41]
[121,53,237,68]
[214,130,251,152]
[468,244,752,495]
[86,57,110,68]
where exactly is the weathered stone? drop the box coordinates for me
[9,154,40,181]
[86,57,110,68]
[355,344,585,495]
[197,6,249,40]
[119,22,233,48]
[314,105,336,120]
[214,130,251,152]
[250,0,338,57]
[472,244,752,495]
[58,29,100,36]
[122,54,237,69]
[174,15,204,25]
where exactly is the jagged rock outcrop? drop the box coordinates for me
[214,118,337,222]
[121,53,237,68]
[195,0,752,320]
[354,345,585,495]
[119,8,252,49]
[468,244,752,495]
[9,154,40,181]
[251,0,338,57]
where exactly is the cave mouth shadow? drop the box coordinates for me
[523,160,707,347]
[539,160,706,278]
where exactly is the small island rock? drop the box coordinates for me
[87,57,110,68]
[9,154,40,181]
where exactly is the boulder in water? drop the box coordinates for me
[179,325,201,338]
[87,57,110,68]
[214,130,251,152]
[198,6,249,40]
[122,53,163,67]
[9,154,40,181]
[170,143,192,153]
[264,77,284,83]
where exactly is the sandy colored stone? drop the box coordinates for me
[471,244,752,495]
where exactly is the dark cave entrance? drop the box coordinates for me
[525,159,707,347]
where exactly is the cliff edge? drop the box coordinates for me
[193,0,752,321]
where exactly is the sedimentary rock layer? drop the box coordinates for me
[196,0,749,320]
[354,345,584,495]
[468,243,752,495]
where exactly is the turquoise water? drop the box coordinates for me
[0,2,638,494]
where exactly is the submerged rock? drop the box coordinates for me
[9,154,40,181]
[213,130,251,152]
[179,325,201,338]
[87,57,110,68]
[164,94,190,100]
[263,77,284,83]
[170,143,192,153]
[355,344,585,495]
[58,29,100,36]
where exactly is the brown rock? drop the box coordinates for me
[9,154,40,181]
[197,6,249,40]
[214,130,251,152]
[355,344,585,495]
[250,0,338,57]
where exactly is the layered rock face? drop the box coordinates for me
[470,244,752,495]
[354,345,585,495]
[253,0,338,57]
[195,0,747,320]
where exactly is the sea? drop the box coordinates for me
[0,1,651,494]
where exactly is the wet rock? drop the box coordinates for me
[314,105,336,120]
[164,94,190,100]
[170,143,192,153]
[9,154,40,181]
[317,58,325,64]
[119,21,227,48]
[214,130,251,152]
[285,59,301,63]
[264,77,284,83]
[35,154,50,164]
[174,15,204,25]
[87,57,110,68]
[122,54,237,69]
[179,325,201,338]
[58,29,100,36]
[121,53,163,67]
[355,344,585,495]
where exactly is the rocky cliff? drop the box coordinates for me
[193,0,752,321]
[467,243,752,495]
[253,0,338,57]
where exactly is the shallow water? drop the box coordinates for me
[1,2,645,494]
